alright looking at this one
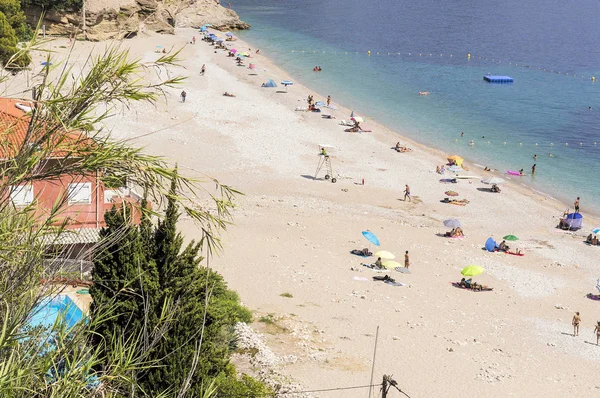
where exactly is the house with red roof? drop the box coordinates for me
[0,97,145,263]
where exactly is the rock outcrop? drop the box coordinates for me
[24,0,249,42]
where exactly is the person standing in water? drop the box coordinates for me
[461,132,464,137]
[573,312,581,336]
[574,197,580,213]
[327,95,331,106]
[531,164,536,174]
[403,184,411,202]
[533,154,537,161]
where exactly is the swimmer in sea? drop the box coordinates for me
[461,132,464,137]
[519,168,524,176]
[469,140,474,146]
[548,152,555,158]
[533,154,537,161]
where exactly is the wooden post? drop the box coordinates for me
[368,326,379,398]
[382,375,388,398]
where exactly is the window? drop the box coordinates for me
[68,183,92,204]
[10,185,34,205]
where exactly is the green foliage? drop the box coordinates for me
[91,177,258,396]
[0,10,30,69]
[21,0,83,11]
[214,370,275,398]
[90,205,160,359]
[0,0,32,40]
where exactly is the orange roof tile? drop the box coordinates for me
[0,98,91,159]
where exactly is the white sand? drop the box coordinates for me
[14,29,600,396]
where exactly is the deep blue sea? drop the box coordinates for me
[233,0,600,213]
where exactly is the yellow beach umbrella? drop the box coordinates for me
[447,155,464,167]
[461,265,484,277]
[382,261,401,269]
[374,251,395,260]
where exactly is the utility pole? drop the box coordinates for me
[381,375,389,398]
[384,374,411,398]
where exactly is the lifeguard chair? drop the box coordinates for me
[314,144,336,183]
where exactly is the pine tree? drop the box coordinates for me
[89,205,160,358]
[141,176,251,395]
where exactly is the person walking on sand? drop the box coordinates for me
[572,312,581,336]
[192,36,196,44]
[327,95,331,106]
[200,64,206,76]
[574,197,580,213]
[404,251,410,269]
[594,321,600,345]
[403,184,411,202]
[180,90,187,103]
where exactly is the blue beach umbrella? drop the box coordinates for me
[485,237,497,252]
[362,231,381,247]
[225,32,234,37]
[200,26,207,32]
[203,24,213,27]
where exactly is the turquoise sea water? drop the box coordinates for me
[233,0,600,213]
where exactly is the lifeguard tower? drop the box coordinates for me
[314,144,337,183]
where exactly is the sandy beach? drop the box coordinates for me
[14,28,600,396]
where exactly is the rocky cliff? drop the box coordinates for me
[25,0,250,41]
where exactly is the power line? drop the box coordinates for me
[280,383,383,395]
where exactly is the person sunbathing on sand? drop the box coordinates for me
[498,240,510,252]
[491,184,501,193]
[223,92,236,97]
[454,227,464,237]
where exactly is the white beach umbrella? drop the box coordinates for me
[481,177,505,185]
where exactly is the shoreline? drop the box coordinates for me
[227,29,599,222]
[233,28,600,220]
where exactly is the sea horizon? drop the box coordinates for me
[233,0,600,217]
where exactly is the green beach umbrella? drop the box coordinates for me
[503,235,519,241]
[461,265,484,277]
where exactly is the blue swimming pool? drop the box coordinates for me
[29,295,85,330]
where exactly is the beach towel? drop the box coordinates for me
[505,251,525,256]
[448,202,468,206]
[385,280,405,286]
[450,235,466,239]
[395,267,411,274]
[352,276,369,281]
